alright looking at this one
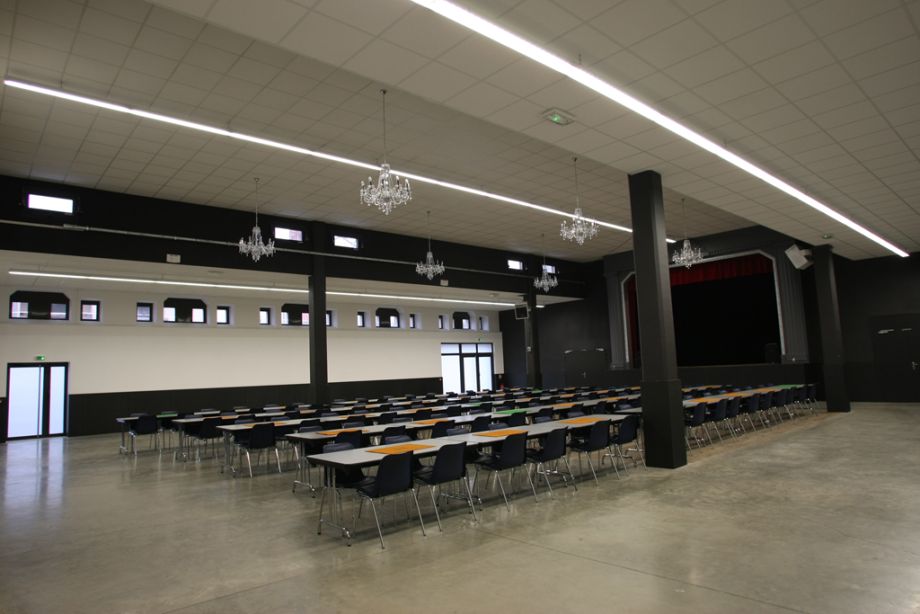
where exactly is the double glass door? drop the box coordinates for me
[5,363,68,440]
[441,343,493,395]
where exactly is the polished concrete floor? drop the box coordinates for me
[1,404,919,613]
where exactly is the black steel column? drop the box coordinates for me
[308,222,329,406]
[628,170,687,469]
[524,285,542,388]
[812,245,850,411]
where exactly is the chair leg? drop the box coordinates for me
[495,471,510,510]
[526,464,538,502]
[368,498,385,550]
[462,476,478,522]
[410,488,427,537]
[584,453,599,485]
[274,448,282,474]
[428,484,443,532]
[245,450,253,478]
[561,456,578,490]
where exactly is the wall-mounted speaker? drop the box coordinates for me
[514,304,529,320]
[785,244,813,270]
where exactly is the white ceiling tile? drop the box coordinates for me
[798,0,903,37]
[446,82,519,118]
[381,9,469,60]
[314,0,408,36]
[398,62,478,103]
[631,19,718,69]
[695,0,793,40]
[694,68,768,105]
[591,0,686,47]
[279,11,373,66]
[437,36,519,79]
[79,7,143,46]
[725,14,815,64]
[822,9,915,60]
[206,0,305,43]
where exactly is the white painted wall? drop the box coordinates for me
[0,284,504,395]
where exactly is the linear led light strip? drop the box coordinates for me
[3,79,639,239]
[8,270,516,307]
[408,0,910,258]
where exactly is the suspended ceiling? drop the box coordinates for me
[0,0,917,263]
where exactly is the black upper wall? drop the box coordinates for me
[0,174,594,297]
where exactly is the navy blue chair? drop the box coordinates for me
[473,432,534,510]
[607,415,644,471]
[526,428,575,495]
[352,451,426,549]
[414,442,477,529]
[570,420,617,483]
[684,404,709,450]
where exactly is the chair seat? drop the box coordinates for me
[413,466,435,483]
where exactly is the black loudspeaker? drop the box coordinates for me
[764,342,780,364]
[785,244,813,270]
[514,304,529,320]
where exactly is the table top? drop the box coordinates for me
[306,415,627,469]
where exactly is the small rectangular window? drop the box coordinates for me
[333,235,359,249]
[81,300,100,322]
[274,227,303,242]
[11,301,29,319]
[542,264,557,274]
[259,307,271,325]
[50,303,68,320]
[438,315,444,330]
[325,310,333,327]
[28,193,74,214]
[163,306,176,322]
[507,259,524,271]
[137,302,153,322]
[390,315,398,327]
[216,306,230,325]
[479,316,489,331]
[461,318,470,330]
[409,314,416,329]
[191,307,205,323]
[357,311,366,327]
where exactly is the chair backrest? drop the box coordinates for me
[134,414,159,434]
[567,403,585,418]
[538,428,567,461]
[506,413,526,427]
[612,415,639,444]
[759,392,773,410]
[593,401,608,414]
[489,422,508,430]
[583,420,612,451]
[446,426,468,436]
[470,415,491,432]
[688,404,707,426]
[430,442,467,482]
[709,398,728,421]
[376,412,394,425]
[199,417,221,438]
[392,416,412,423]
[335,429,363,448]
[247,423,276,449]
[343,420,365,428]
[413,409,432,421]
[430,421,451,439]
[383,434,412,445]
[493,433,527,469]
[373,452,414,497]
[323,441,353,453]
[299,425,322,433]
[446,405,462,417]
[320,411,337,417]
[381,425,407,440]
[725,397,741,419]
[743,393,760,412]
[533,415,552,424]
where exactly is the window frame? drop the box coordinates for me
[356,311,366,328]
[79,300,101,322]
[333,234,359,250]
[216,305,231,325]
[273,227,303,242]
[136,302,154,323]
[507,258,524,271]
[259,307,272,326]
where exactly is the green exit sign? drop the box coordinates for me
[35,355,45,361]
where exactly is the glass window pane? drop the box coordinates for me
[260,309,270,325]
[137,304,151,322]
[461,343,477,354]
[81,302,98,321]
[281,312,289,325]
[11,301,29,318]
[441,355,461,396]
[477,343,493,353]
[216,307,229,324]
[478,355,493,392]
[441,343,460,355]
[390,315,398,327]
[357,312,365,327]
[333,235,358,249]
[48,366,66,435]
[192,308,205,323]
[28,193,73,213]
[302,312,309,326]
[50,303,67,320]
[163,307,176,322]
[8,366,43,438]
[463,356,478,392]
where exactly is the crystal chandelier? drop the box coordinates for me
[361,89,411,215]
[671,198,703,269]
[416,210,445,280]
[533,234,558,292]
[560,157,598,245]
[239,177,275,263]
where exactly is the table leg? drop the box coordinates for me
[119,423,128,454]
[292,441,317,496]
[316,465,352,544]
[220,431,234,474]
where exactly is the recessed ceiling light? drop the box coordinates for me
[408,0,909,259]
[3,79,662,241]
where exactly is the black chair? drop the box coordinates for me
[413,409,432,421]
[430,421,452,439]
[740,393,764,429]
[238,423,281,478]
[564,403,585,419]
[760,391,778,425]
[322,441,366,487]
[414,442,477,529]
[446,426,468,436]
[526,428,576,496]
[473,433,535,509]
[352,451,426,549]
[704,399,727,443]
[607,415,645,472]
[505,413,526,427]
[446,405,462,417]
[724,397,742,436]
[685,403,709,450]
[570,420,617,483]
[533,415,553,424]
[129,414,160,455]
[392,416,413,424]
[380,424,407,442]
[335,429,364,449]
[343,419,366,429]
[194,417,222,461]
[470,415,492,433]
